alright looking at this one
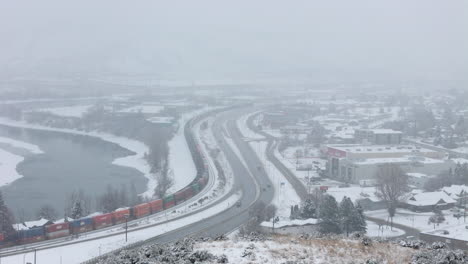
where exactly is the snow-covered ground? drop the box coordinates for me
[0,137,44,186]
[366,220,405,238]
[275,146,326,186]
[366,208,466,233]
[1,193,241,264]
[195,234,414,264]
[250,141,301,220]
[35,105,93,118]
[236,111,265,140]
[167,106,217,193]
[0,117,155,197]
[118,105,164,114]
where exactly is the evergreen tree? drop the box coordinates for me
[36,205,57,220]
[0,191,15,237]
[318,195,342,234]
[339,197,355,236]
[300,198,316,219]
[351,203,367,233]
[71,200,83,219]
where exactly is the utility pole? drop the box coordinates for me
[124,215,129,242]
[34,249,36,264]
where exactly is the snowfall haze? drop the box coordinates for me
[0,0,467,84]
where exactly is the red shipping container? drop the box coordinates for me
[0,233,4,242]
[93,213,114,229]
[175,191,185,204]
[46,223,70,239]
[183,187,194,200]
[198,177,207,187]
[113,209,131,224]
[149,199,163,214]
[133,203,150,218]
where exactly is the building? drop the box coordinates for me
[407,172,436,189]
[441,185,468,208]
[401,191,456,212]
[324,144,450,183]
[354,129,402,145]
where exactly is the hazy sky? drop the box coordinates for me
[0,0,467,82]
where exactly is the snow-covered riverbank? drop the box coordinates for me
[0,117,154,196]
[167,106,218,193]
[0,137,44,187]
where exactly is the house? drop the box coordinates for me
[441,185,468,208]
[14,218,53,231]
[401,192,456,212]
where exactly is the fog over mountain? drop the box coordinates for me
[0,0,467,83]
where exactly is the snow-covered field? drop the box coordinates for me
[167,106,217,193]
[366,221,405,238]
[1,193,241,264]
[0,137,44,186]
[36,105,93,118]
[366,208,466,233]
[118,105,164,114]
[195,234,414,264]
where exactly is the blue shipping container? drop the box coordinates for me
[71,218,93,227]
[19,227,45,238]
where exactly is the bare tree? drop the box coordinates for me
[36,205,58,221]
[375,164,409,229]
[154,161,174,198]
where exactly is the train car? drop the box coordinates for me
[149,199,163,214]
[70,217,94,234]
[174,190,186,204]
[18,227,45,244]
[163,194,175,209]
[0,233,5,246]
[182,187,194,200]
[191,183,200,194]
[45,222,70,239]
[133,203,151,218]
[113,208,131,224]
[198,177,207,188]
[93,213,114,230]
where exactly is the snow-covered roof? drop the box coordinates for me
[356,129,402,135]
[147,116,174,124]
[14,218,52,230]
[441,185,468,198]
[405,192,456,207]
[326,186,380,203]
[328,144,436,154]
[407,172,432,179]
[353,156,445,165]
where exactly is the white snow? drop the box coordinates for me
[167,106,217,193]
[366,220,405,238]
[0,148,25,186]
[260,218,318,228]
[0,137,44,186]
[35,105,93,118]
[0,137,44,154]
[0,193,242,264]
[250,141,301,220]
[366,208,467,233]
[118,105,164,114]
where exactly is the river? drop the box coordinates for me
[0,125,147,220]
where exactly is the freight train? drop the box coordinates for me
[0,116,209,249]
